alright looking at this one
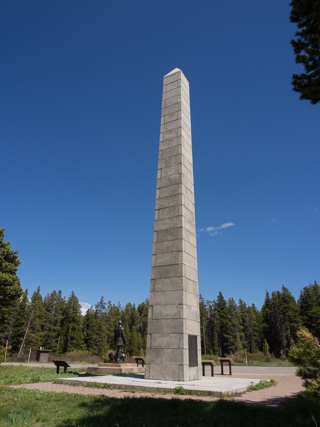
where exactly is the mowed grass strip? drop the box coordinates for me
[0,387,320,427]
[0,365,83,385]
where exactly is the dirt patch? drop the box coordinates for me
[9,374,304,407]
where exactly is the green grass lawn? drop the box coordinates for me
[0,365,84,385]
[0,386,320,427]
[0,365,319,426]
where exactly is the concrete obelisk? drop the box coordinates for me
[145,69,201,381]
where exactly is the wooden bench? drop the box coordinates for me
[217,357,234,375]
[201,360,216,377]
[53,360,70,374]
[133,356,145,367]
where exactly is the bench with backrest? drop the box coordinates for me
[53,360,70,374]
[201,360,217,377]
[133,356,145,367]
[217,357,234,375]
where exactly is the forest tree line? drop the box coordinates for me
[1,228,320,358]
[1,282,320,359]
[199,282,320,358]
[0,288,149,357]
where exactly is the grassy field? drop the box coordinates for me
[0,365,84,385]
[0,365,319,426]
[1,386,320,426]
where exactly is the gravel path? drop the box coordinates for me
[10,373,303,407]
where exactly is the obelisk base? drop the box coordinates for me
[87,363,144,375]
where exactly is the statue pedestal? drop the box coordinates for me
[87,363,144,375]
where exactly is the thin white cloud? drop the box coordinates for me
[200,222,235,237]
[271,217,280,223]
[220,222,235,229]
[80,302,92,316]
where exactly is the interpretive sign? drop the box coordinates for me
[188,334,198,368]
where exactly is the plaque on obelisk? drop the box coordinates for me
[145,68,202,381]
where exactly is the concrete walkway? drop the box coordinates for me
[58,373,261,394]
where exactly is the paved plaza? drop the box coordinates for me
[58,372,261,394]
[3,363,297,395]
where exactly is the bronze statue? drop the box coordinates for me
[113,320,127,362]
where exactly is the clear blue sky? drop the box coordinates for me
[1,1,319,312]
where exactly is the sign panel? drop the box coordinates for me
[188,334,198,367]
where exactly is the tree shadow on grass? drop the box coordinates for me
[56,393,320,427]
[235,391,302,408]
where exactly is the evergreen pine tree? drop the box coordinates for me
[61,291,85,353]
[216,292,230,356]
[83,306,98,353]
[269,291,287,356]
[261,291,273,351]
[289,0,320,104]
[279,285,302,352]
[24,287,46,352]
[94,296,108,356]
[123,302,141,356]
[289,327,320,398]
[250,304,263,352]
[207,299,220,355]
[239,300,260,353]
[54,290,66,354]
[299,281,320,339]
[10,290,30,352]
[199,295,209,354]
[0,228,23,345]
[136,299,148,354]
[262,287,301,356]
[0,228,22,308]
[226,298,244,354]
[42,290,66,352]
[43,291,57,350]
[0,298,20,347]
